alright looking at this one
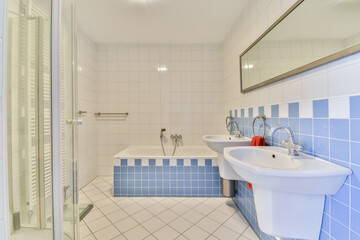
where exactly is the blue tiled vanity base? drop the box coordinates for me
[230,95,360,240]
[113,158,223,197]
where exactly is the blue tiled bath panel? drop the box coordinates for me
[231,95,360,240]
[113,158,222,197]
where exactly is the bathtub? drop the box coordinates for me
[113,145,222,197]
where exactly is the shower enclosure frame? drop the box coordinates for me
[0,0,77,239]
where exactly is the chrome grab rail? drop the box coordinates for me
[252,114,266,138]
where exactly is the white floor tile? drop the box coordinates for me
[212,225,240,240]
[183,225,210,240]
[81,234,96,240]
[87,216,112,233]
[114,216,138,233]
[132,209,153,223]
[142,216,166,233]
[99,203,121,215]
[169,216,193,233]
[196,217,221,234]
[123,225,150,240]
[223,217,248,234]
[157,209,179,222]
[123,203,144,215]
[79,178,256,240]
[111,234,126,240]
[83,209,104,223]
[153,225,180,240]
[169,203,191,215]
[93,225,120,240]
[106,209,129,223]
[242,227,260,240]
[193,203,214,216]
[147,202,168,215]
[182,210,204,224]
[79,224,91,238]
[207,210,230,224]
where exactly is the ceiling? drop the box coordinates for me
[76,0,248,44]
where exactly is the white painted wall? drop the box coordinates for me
[95,43,224,175]
[77,31,98,188]
[222,0,360,112]
[0,0,10,238]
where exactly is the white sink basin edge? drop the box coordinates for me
[202,135,252,180]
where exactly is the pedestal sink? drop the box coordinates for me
[224,146,352,240]
[202,135,251,180]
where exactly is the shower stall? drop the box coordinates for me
[5,0,79,239]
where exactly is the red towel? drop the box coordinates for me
[251,136,266,146]
[248,136,266,190]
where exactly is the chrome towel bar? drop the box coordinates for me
[94,112,129,117]
[252,114,266,138]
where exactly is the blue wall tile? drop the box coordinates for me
[330,139,349,162]
[331,199,349,226]
[351,120,360,142]
[330,119,349,140]
[271,105,279,118]
[121,159,128,166]
[350,95,360,118]
[135,159,141,166]
[351,210,360,236]
[258,106,264,115]
[289,102,299,117]
[300,118,313,135]
[314,137,329,157]
[313,99,329,118]
[241,109,245,117]
[314,119,329,137]
[249,107,253,118]
[352,142,360,166]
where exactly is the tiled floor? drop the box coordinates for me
[79,177,260,240]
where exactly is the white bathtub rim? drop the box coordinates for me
[113,145,217,159]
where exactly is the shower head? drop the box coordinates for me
[160,128,166,138]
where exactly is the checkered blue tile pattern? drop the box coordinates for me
[230,95,360,240]
[113,158,223,197]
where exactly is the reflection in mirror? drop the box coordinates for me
[240,0,360,92]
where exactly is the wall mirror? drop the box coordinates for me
[240,0,360,93]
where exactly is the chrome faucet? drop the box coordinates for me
[269,125,303,156]
[226,120,242,138]
[170,134,182,146]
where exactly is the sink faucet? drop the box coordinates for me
[226,120,242,138]
[268,125,303,156]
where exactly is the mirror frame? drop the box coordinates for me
[240,0,360,93]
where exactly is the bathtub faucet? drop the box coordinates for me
[170,134,182,147]
[170,134,182,156]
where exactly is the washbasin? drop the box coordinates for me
[202,135,251,153]
[202,135,251,180]
[223,146,351,239]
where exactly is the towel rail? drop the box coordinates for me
[94,112,129,117]
[252,115,266,138]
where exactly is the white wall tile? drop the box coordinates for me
[279,103,288,118]
[93,43,223,174]
[264,105,271,117]
[299,100,313,118]
[329,96,350,119]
